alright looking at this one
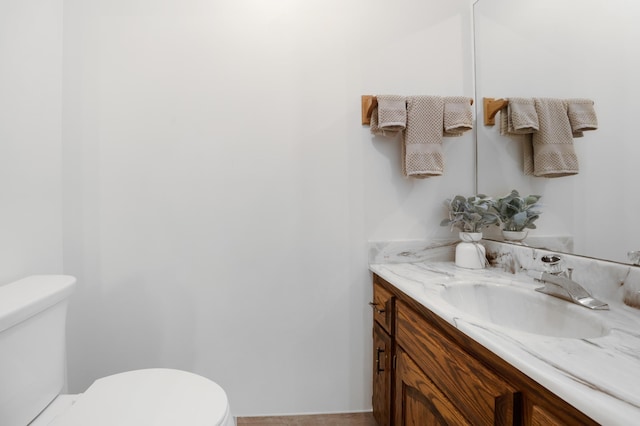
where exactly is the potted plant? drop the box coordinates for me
[492,190,542,241]
[440,194,499,234]
[440,194,499,269]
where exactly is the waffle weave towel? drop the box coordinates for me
[370,106,400,137]
[376,95,406,132]
[403,96,445,178]
[443,96,473,136]
[532,98,579,177]
[567,98,598,137]
[500,98,539,134]
[499,98,538,175]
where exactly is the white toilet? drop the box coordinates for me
[0,275,235,426]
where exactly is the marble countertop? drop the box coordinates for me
[370,260,640,425]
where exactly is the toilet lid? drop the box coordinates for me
[50,369,230,426]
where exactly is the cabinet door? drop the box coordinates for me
[529,405,564,426]
[372,322,392,426]
[394,348,471,426]
[396,300,517,425]
[524,398,598,426]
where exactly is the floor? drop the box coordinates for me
[236,412,377,426]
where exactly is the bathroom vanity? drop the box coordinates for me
[369,242,640,425]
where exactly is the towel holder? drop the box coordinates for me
[361,95,378,125]
[361,95,474,125]
[483,97,508,126]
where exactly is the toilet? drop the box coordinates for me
[0,275,235,426]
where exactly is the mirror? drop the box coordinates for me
[474,0,640,265]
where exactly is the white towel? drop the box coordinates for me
[532,98,579,177]
[403,96,444,178]
[376,95,407,132]
[443,96,473,137]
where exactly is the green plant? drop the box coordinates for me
[440,194,499,233]
[493,190,542,232]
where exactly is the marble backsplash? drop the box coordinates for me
[369,238,640,309]
[368,239,457,264]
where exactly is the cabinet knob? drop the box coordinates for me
[369,301,385,314]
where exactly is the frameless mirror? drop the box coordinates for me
[474,0,640,264]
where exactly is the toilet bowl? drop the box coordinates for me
[0,276,235,426]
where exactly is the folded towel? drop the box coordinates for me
[370,106,401,137]
[403,96,445,178]
[510,97,539,132]
[498,98,538,175]
[499,98,538,135]
[376,95,407,132]
[566,98,597,137]
[532,98,579,177]
[443,96,473,137]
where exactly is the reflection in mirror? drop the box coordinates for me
[474,0,640,264]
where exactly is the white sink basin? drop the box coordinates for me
[441,283,609,338]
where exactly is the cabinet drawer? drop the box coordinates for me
[371,280,394,334]
[396,300,518,426]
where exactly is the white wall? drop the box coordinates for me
[0,0,64,283]
[61,0,475,416]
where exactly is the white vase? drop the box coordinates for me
[502,230,528,242]
[455,232,486,269]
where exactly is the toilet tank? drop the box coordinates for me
[0,275,77,426]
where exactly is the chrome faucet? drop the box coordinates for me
[527,255,609,310]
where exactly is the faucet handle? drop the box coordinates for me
[541,254,565,275]
[566,267,573,279]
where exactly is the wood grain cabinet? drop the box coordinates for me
[371,274,598,426]
[371,279,394,426]
[394,347,470,425]
[372,322,392,426]
[395,300,517,425]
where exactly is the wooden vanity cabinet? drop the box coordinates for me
[394,347,470,425]
[371,279,394,334]
[522,396,596,426]
[395,299,517,425]
[373,321,392,426]
[372,274,599,426]
[371,279,394,426]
